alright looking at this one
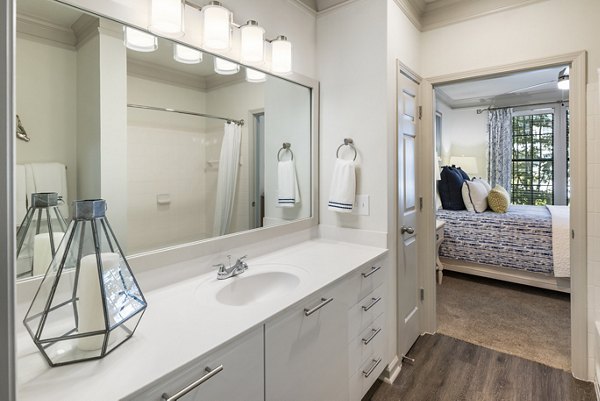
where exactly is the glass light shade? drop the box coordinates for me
[240,21,265,64]
[246,68,266,83]
[149,0,184,37]
[271,35,292,74]
[214,57,240,75]
[174,44,203,64]
[557,66,570,90]
[16,193,68,279]
[123,27,158,52]
[23,199,147,367]
[201,2,232,50]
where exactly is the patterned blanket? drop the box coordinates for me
[436,205,553,274]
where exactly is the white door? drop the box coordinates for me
[397,70,420,359]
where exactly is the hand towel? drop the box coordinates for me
[30,162,69,218]
[16,164,27,225]
[328,159,356,213]
[277,160,300,208]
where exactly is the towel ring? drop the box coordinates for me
[336,138,357,161]
[278,142,294,161]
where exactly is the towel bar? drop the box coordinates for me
[278,142,294,161]
[336,138,357,161]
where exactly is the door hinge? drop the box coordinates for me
[419,197,423,211]
[420,288,425,301]
[418,106,422,120]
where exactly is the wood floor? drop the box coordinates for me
[364,334,596,401]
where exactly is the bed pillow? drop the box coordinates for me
[461,180,488,213]
[472,178,492,194]
[438,166,467,210]
[488,185,510,213]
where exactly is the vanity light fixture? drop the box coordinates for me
[270,35,292,75]
[214,56,240,75]
[246,67,266,83]
[240,20,265,64]
[557,66,569,90]
[174,43,203,64]
[201,1,232,50]
[123,26,158,52]
[23,199,147,367]
[149,0,185,37]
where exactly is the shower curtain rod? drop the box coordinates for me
[476,100,569,114]
[127,104,245,126]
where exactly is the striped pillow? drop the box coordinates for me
[488,185,510,213]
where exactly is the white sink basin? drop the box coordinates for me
[196,263,309,307]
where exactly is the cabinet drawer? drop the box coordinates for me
[348,313,385,377]
[123,327,263,401]
[348,285,385,341]
[349,349,386,401]
[344,261,385,305]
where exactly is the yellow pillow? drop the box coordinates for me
[488,185,510,213]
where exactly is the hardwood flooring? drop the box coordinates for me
[364,334,595,401]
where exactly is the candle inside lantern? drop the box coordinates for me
[77,252,120,351]
[33,232,65,277]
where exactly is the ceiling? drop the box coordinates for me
[436,66,570,109]
[298,0,443,12]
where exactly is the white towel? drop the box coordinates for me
[29,163,69,218]
[277,160,300,208]
[16,164,27,225]
[328,159,356,213]
[546,205,570,277]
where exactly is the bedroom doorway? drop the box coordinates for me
[419,51,588,379]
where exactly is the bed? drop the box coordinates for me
[436,204,570,293]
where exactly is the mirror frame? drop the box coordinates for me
[15,0,319,293]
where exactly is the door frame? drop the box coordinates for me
[419,51,588,379]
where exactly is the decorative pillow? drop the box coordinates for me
[461,181,488,213]
[488,185,510,213]
[438,166,467,210]
[472,178,492,194]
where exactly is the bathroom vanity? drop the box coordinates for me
[17,239,388,401]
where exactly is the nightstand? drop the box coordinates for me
[436,219,445,284]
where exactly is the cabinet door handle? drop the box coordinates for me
[161,365,224,401]
[362,296,382,312]
[304,297,334,316]
[362,327,382,345]
[363,358,382,378]
[361,265,382,278]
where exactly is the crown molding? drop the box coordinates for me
[127,59,208,91]
[392,0,423,31]
[16,13,76,49]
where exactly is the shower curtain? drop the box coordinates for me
[213,123,242,236]
[488,108,513,194]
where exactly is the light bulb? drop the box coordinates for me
[214,57,240,75]
[149,0,184,37]
[123,27,158,52]
[240,20,265,64]
[202,1,232,50]
[174,44,203,64]
[271,35,292,74]
[246,68,266,83]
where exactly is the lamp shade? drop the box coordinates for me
[240,20,265,64]
[23,199,147,367]
[246,67,266,83]
[174,44,203,64]
[149,0,184,37]
[449,156,478,176]
[214,57,240,75]
[123,27,157,52]
[201,1,232,50]
[557,66,569,90]
[271,35,292,74]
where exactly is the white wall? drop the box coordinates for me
[437,102,488,178]
[421,0,600,381]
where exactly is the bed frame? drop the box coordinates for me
[439,257,571,293]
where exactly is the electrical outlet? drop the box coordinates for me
[353,194,369,216]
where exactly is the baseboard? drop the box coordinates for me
[380,355,401,384]
[595,379,599,401]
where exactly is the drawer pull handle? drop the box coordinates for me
[361,265,382,278]
[161,365,224,401]
[363,358,382,378]
[362,327,382,345]
[362,296,382,312]
[304,297,334,316]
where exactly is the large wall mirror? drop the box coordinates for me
[15,0,313,280]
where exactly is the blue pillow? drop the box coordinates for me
[438,166,468,210]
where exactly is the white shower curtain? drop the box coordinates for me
[213,123,242,236]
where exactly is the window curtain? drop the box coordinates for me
[488,108,513,194]
[213,122,242,236]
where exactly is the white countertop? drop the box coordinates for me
[16,239,387,401]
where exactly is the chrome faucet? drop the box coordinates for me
[215,255,248,280]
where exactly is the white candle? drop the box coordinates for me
[78,252,120,351]
[33,232,65,277]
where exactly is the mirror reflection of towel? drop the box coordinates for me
[277,160,300,208]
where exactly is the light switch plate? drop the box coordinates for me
[353,194,369,216]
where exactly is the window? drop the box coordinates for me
[511,104,569,206]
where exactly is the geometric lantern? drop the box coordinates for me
[23,199,147,367]
[16,192,68,278]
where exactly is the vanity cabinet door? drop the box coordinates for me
[265,279,351,401]
[123,327,263,401]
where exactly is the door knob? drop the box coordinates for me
[401,226,415,234]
